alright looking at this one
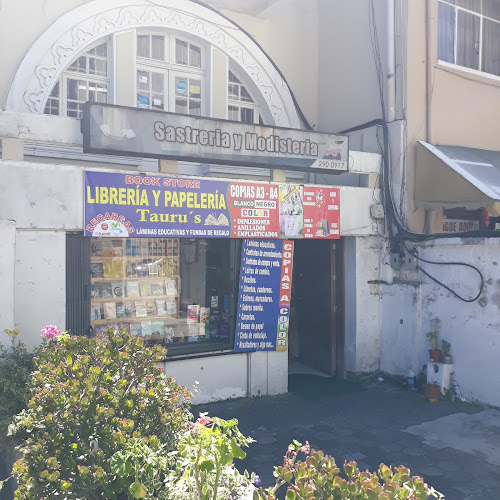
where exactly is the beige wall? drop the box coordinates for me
[217,0,319,129]
[406,0,500,232]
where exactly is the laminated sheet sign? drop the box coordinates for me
[234,239,294,352]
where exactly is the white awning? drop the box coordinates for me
[416,141,500,215]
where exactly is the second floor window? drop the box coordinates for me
[227,71,260,124]
[44,42,109,118]
[136,33,204,115]
[438,0,500,77]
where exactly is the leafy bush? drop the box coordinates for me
[0,330,35,444]
[167,413,255,499]
[109,414,255,499]
[253,441,444,500]
[9,328,192,499]
[0,330,37,497]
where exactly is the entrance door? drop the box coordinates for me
[291,240,337,376]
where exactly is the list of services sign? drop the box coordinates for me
[234,240,294,352]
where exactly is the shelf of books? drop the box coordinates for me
[90,238,181,340]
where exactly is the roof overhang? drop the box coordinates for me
[415,141,500,216]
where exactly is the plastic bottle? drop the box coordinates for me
[407,368,416,390]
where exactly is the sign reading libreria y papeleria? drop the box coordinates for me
[84,171,340,240]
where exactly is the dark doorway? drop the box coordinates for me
[289,240,339,376]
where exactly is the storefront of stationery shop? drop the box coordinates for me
[78,102,347,402]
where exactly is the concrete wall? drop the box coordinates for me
[15,231,66,351]
[344,235,382,373]
[0,220,16,332]
[163,349,287,404]
[380,239,500,407]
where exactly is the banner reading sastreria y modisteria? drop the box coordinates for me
[84,171,340,239]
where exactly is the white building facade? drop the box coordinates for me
[5,0,497,408]
[0,0,383,404]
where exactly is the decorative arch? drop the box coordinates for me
[4,0,300,128]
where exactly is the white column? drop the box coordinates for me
[0,220,16,331]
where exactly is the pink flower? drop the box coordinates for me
[41,325,61,339]
[197,413,212,427]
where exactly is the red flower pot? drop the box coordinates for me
[429,349,442,362]
[423,383,441,403]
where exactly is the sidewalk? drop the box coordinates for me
[197,374,500,499]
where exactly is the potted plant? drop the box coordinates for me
[442,339,452,364]
[423,383,441,403]
[426,317,442,362]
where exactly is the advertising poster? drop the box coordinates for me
[227,182,280,238]
[234,239,294,352]
[84,171,340,239]
[278,185,303,238]
[302,187,340,239]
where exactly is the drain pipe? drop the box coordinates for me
[425,0,433,143]
[386,0,396,122]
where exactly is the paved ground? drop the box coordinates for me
[196,374,500,499]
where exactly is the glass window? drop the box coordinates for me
[438,0,500,77]
[176,39,188,65]
[137,35,150,58]
[189,44,202,67]
[175,97,188,114]
[228,83,239,100]
[137,70,165,110]
[240,86,254,103]
[175,39,202,67]
[175,76,201,115]
[482,18,500,76]
[138,35,165,61]
[89,238,232,347]
[228,70,258,123]
[43,82,59,115]
[240,107,254,124]
[438,2,455,63]
[67,78,108,118]
[457,0,481,11]
[152,35,165,61]
[228,105,239,121]
[483,0,500,21]
[456,10,480,70]
[69,56,87,74]
[44,41,109,118]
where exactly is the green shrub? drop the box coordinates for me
[109,414,255,499]
[9,328,191,499]
[253,441,444,500]
[0,330,35,444]
[0,330,37,497]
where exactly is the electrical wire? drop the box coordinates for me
[339,3,495,302]
[403,244,484,303]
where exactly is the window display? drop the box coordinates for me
[90,237,231,345]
